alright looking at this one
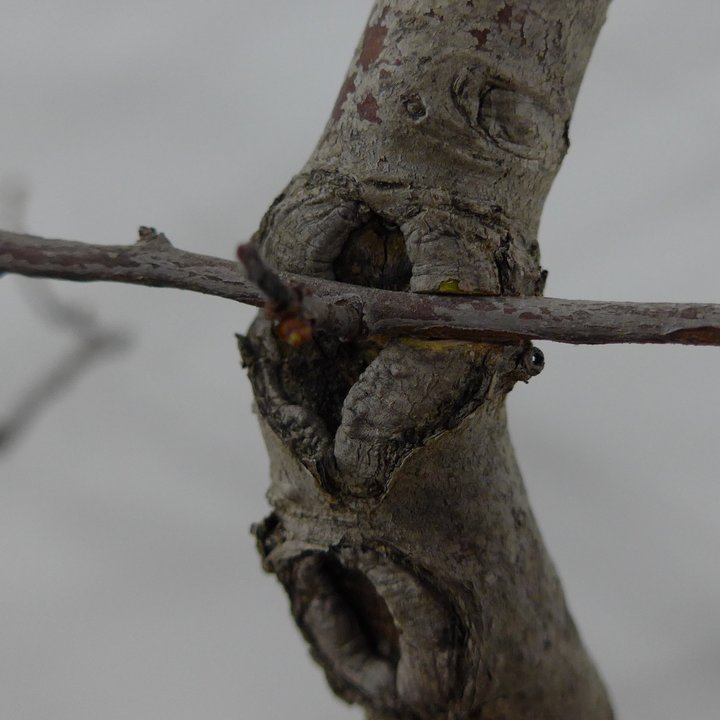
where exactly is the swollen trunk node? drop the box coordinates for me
[243,1,614,718]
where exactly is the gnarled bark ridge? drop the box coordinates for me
[243,2,614,718]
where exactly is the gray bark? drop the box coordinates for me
[242,1,614,718]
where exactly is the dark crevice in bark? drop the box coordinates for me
[272,551,402,712]
[319,555,401,665]
[239,322,379,451]
[278,337,374,438]
[333,215,412,291]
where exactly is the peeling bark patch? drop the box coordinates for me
[358,23,387,71]
[357,94,381,124]
[331,73,357,123]
[470,28,489,48]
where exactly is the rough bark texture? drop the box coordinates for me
[243,1,614,718]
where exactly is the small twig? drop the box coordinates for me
[1,228,719,347]
[237,243,313,346]
[237,242,296,311]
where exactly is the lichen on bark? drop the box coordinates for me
[243,1,614,718]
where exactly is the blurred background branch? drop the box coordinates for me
[0,176,130,452]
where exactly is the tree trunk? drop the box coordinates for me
[241,1,613,717]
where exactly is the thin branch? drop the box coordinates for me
[0,226,263,303]
[2,228,719,347]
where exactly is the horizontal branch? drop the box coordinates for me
[2,228,719,347]
[0,227,266,305]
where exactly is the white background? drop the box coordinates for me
[1,2,719,718]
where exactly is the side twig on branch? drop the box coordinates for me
[1,227,719,347]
